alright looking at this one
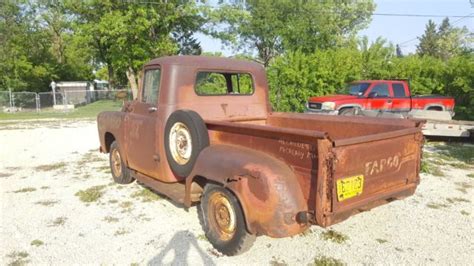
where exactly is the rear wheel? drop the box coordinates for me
[198,184,256,256]
[427,106,443,111]
[109,141,134,184]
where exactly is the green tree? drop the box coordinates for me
[267,49,362,112]
[444,54,474,120]
[359,37,395,79]
[437,18,470,61]
[210,0,375,66]
[0,1,93,92]
[417,20,439,57]
[67,0,204,97]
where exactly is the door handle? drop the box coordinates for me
[148,107,157,112]
[387,100,392,103]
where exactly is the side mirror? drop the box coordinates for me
[368,92,378,98]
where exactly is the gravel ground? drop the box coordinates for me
[0,119,473,265]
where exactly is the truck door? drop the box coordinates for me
[124,68,161,177]
[390,82,411,113]
[365,83,392,111]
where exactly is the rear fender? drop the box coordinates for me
[185,144,308,237]
[97,111,125,155]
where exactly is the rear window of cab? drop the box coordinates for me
[195,72,254,96]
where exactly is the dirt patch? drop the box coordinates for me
[34,162,66,172]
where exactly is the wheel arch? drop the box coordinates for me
[425,104,444,111]
[337,104,363,114]
[104,132,115,153]
[185,144,309,238]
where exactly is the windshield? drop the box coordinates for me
[347,83,370,96]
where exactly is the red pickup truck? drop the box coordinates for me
[306,80,455,116]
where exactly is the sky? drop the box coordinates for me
[196,0,474,56]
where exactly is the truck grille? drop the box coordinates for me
[308,102,322,110]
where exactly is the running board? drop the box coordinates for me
[132,171,186,204]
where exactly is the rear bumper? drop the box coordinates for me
[318,183,417,227]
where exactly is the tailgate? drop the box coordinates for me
[328,129,423,219]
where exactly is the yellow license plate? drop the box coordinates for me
[336,175,364,201]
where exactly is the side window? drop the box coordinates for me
[370,83,390,97]
[392,83,406,97]
[195,72,254,95]
[142,69,161,105]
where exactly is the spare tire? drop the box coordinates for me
[164,110,209,177]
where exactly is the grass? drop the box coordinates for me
[97,165,111,173]
[0,172,13,178]
[320,230,349,244]
[49,217,67,227]
[75,185,106,202]
[435,143,474,165]
[298,228,314,237]
[468,173,474,178]
[375,238,388,244]
[446,197,470,204]
[461,210,470,216]
[103,216,119,223]
[420,160,445,177]
[310,256,344,266]
[13,187,36,193]
[7,251,30,266]
[131,187,161,202]
[197,234,208,241]
[120,201,134,209]
[35,200,59,206]
[269,256,288,266]
[120,201,134,213]
[40,186,50,189]
[31,239,44,247]
[0,100,123,121]
[34,162,66,171]
[114,228,130,236]
[78,151,104,166]
[455,182,473,194]
[426,202,449,209]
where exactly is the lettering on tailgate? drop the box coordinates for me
[365,153,401,176]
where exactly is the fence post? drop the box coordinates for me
[8,87,13,111]
[64,91,67,112]
[36,93,40,113]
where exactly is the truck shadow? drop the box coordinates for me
[148,230,216,266]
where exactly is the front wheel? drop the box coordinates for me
[339,108,356,116]
[198,184,256,256]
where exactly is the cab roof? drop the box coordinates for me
[145,55,264,72]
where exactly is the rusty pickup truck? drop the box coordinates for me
[97,56,424,255]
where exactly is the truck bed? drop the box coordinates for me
[205,112,423,227]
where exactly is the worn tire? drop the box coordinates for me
[109,141,134,184]
[164,110,209,177]
[339,108,356,116]
[198,184,256,256]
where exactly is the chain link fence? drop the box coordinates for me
[1,89,131,113]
